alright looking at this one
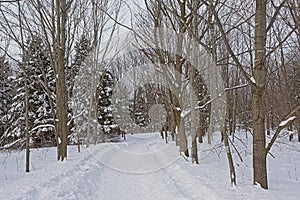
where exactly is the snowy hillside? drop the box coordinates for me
[0,132,299,200]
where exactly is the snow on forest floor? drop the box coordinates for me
[0,131,299,200]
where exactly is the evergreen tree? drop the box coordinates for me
[68,35,92,144]
[97,70,118,140]
[9,36,55,146]
[0,57,14,140]
[8,71,26,142]
[68,35,92,98]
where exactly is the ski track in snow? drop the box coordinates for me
[1,134,220,200]
[26,146,112,200]
[0,132,299,200]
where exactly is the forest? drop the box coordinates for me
[0,0,299,193]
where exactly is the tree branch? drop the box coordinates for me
[265,104,300,154]
[209,3,254,85]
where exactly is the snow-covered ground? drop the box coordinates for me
[0,131,299,200]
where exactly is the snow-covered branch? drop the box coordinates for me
[224,83,249,92]
[29,124,55,134]
[266,105,300,154]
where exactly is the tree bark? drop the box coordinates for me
[190,64,198,163]
[175,0,189,157]
[266,112,270,136]
[298,123,300,142]
[190,0,199,164]
[222,122,236,185]
[252,0,268,189]
[17,0,30,172]
[25,76,30,172]
[198,113,204,143]
[55,0,68,161]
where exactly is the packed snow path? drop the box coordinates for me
[27,134,221,200]
[1,132,299,200]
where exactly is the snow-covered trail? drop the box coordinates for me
[24,134,221,200]
[1,132,298,200]
[87,134,221,200]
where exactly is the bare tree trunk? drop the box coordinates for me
[245,100,249,140]
[25,77,30,172]
[191,1,199,163]
[207,0,217,144]
[16,0,30,172]
[270,109,274,131]
[55,0,68,161]
[222,36,236,184]
[177,113,189,156]
[169,91,176,142]
[160,126,164,139]
[176,0,189,157]
[252,0,268,189]
[289,0,300,142]
[228,108,233,136]
[190,65,198,163]
[198,114,204,143]
[86,0,99,147]
[265,79,270,137]
[164,124,168,143]
[191,137,198,164]
[77,133,81,153]
[93,86,100,145]
[101,126,105,143]
[232,69,239,138]
[266,112,270,136]
[298,123,300,142]
[222,122,236,185]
